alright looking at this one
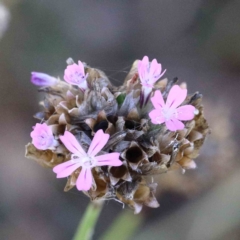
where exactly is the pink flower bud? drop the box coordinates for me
[30,123,56,150]
[31,72,58,86]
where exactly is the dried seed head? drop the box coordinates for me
[25,56,209,213]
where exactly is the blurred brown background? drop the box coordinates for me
[0,1,240,240]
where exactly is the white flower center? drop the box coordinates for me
[161,107,177,121]
[71,154,96,168]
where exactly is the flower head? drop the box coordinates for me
[149,85,195,131]
[138,56,166,105]
[31,72,58,86]
[30,123,56,150]
[26,56,210,213]
[53,130,122,191]
[64,60,88,90]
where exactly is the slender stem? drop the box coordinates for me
[99,210,143,240]
[73,201,103,240]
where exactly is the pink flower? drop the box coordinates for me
[64,60,88,90]
[31,72,58,86]
[149,85,195,131]
[138,56,166,105]
[30,123,57,150]
[53,130,123,191]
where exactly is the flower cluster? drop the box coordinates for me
[26,57,209,213]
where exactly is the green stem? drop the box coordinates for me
[99,210,143,240]
[73,201,103,240]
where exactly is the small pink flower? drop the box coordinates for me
[138,56,166,105]
[31,72,58,86]
[30,123,57,150]
[64,60,88,90]
[149,85,195,131]
[53,130,122,191]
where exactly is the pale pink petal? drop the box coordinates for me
[87,130,109,157]
[149,59,166,82]
[165,118,184,131]
[60,131,86,156]
[158,68,167,79]
[56,162,82,178]
[64,61,87,88]
[150,90,165,109]
[176,105,195,120]
[53,160,75,174]
[138,56,149,81]
[166,85,187,109]
[149,109,165,124]
[64,63,78,84]
[149,59,161,80]
[30,123,54,150]
[77,60,85,74]
[30,123,51,137]
[95,153,122,166]
[76,168,93,191]
[142,56,149,65]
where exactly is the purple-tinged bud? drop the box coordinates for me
[30,123,58,150]
[31,72,58,86]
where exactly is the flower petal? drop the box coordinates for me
[30,123,54,150]
[166,85,187,109]
[53,160,75,174]
[95,153,122,166]
[60,131,86,156]
[149,109,165,125]
[150,90,165,109]
[64,61,87,88]
[76,168,93,191]
[77,60,85,74]
[64,63,78,84]
[149,59,161,80]
[138,56,149,82]
[56,162,81,178]
[159,68,167,79]
[87,130,109,157]
[176,105,195,120]
[165,118,184,131]
[30,123,51,137]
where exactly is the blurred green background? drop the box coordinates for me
[0,1,240,239]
